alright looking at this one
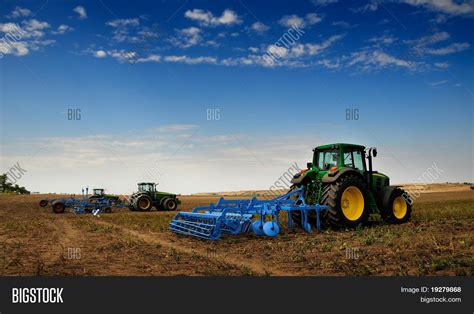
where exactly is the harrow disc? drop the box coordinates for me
[263,221,280,237]
[252,220,265,235]
[303,222,311,233]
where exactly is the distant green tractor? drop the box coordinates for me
[128,182,180,211]
[291,143,411,228]
[89,188,121,205]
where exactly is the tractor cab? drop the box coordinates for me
[92,188,105,196]
[137,182,156,195]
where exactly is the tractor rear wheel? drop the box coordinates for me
[163,198,178,211]
[134,195,153,211]
[381,188,412,224]
[321,175,370,228]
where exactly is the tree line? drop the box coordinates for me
[0,174,30,194]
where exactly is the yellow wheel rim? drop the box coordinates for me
[341,186,364,221]
[392,196,407,219]
[139,198,150,209]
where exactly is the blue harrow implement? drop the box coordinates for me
[169,187,328,240]
[39,188,127,214]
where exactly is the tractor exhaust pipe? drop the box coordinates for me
[367,147,377,188]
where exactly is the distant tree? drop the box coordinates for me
[0,173,30,194]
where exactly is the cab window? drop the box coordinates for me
[343,150,365,171]
[317,150,339,170]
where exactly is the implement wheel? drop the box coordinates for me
[322,175,369,228]
[52,202,65,214]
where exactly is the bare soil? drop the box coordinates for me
[0,189,472,276]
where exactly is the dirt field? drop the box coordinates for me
[0,190,472,276]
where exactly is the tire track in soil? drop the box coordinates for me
[94,220,292,276]
[35,212,85,269]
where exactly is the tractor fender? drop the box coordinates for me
[159,196,170,206]
[322,167,364,184]
[291,173,304,184]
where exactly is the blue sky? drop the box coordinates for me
[0,0,473,194]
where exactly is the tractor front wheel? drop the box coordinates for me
[381,188,412,224]
[322,175,370,228]
[163,198,178,211]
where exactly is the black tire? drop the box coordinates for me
[52,201,65,214]
[163,198,178,211]
[381,187,412,224]
[39,199,49,207]
[134,194,153,211]
[104,207,112,213]
[321,175,370,228]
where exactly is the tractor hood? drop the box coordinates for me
[156,191,177,197]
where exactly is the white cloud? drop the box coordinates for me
[424,42,470,55]
[0,19,55,57]
[434,62,449,69]
[23,19,50,31]
[94,50,107,58]
[7,6,32,18]
[73,5,87,20]
[0,41,29,56]
[52,24,73,35]
[171,27,202,48]
[106,18,140,28]
[248,47,259,53]
[154,124,199,132]
[136,54,161,63]
[348,50,412,71]
[279,13,322,29]
[368,35,397,45]
[332,20,351,28]
[184,9,242,26]
[428,80,449,86]
[311,0,338,6]
[407,31,450,48]
[164,55,218,65]
[250,22,270,33]
[288,34,345,57]
[353,0,380,13]
[106,18,141,43]
[306,13,322,24]
[402,0,474,16]
[406,31,469,56]
[0,22,23,33]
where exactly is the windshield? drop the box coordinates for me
[138,184,154,192]
[316,149,339,170]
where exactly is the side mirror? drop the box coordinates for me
[307,162,313,169]
[373,148,377,157]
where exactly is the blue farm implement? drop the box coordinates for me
[39,188,127,214]
[169,187,328,240]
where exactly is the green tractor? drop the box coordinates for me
[291,143,411,228]
[128,182,181,211]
